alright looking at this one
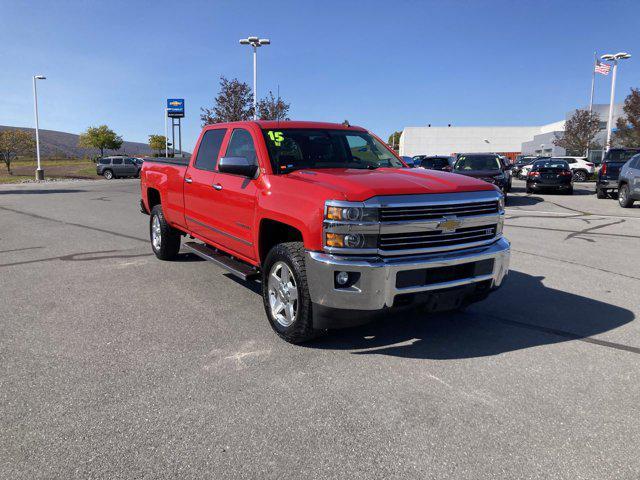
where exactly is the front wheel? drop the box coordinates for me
[618,184,634,208]
[596,187,607,199]
[262,242,318,344]
[150,205,181,260]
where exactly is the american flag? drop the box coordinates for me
[595,61,611,75]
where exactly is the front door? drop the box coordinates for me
[183,128,228,245]
[210,128,259,260]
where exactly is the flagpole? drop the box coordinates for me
[586,51,596,159]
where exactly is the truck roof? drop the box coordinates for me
[204,120,367,131]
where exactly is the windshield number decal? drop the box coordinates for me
[268,131,284,146]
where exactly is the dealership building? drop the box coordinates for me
[398,104,623,162]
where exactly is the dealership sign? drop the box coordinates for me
[167,98,185,118]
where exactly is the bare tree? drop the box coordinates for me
[612,88,640,148]
[257,91,290,120]
[0,129,35,174]
[553,109,601,155]
[201,76,254,125]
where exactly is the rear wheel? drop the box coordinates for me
[150,205,181,260]
[262,242,318,344]
[573,170,587,182]
[618,184,634,208]
[596,187,607,199]
[103,169,113,180]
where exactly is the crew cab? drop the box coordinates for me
[140,121,510,343]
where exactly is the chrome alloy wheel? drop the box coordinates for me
[151,215,162,250]
[268,261,298,327]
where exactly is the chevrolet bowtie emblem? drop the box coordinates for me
[437,216,461,233]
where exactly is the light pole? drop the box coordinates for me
[601,52,631,154]
[164,108,169,157]
[540,144,545,156]
[32,75,46,180]
[239,36,270,120]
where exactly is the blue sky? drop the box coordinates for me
[1,0,639,151]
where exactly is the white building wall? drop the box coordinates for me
[399,126,542,157]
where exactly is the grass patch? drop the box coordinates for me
[0,175,33,184]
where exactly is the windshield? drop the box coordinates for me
[262,129,404,173]
[454,155,500,171]
[532,160,569,170]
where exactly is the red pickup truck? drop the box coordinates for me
[140,121,510,343]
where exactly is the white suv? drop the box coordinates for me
[550,156,595,182]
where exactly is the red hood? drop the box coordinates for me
[286,168,496,201]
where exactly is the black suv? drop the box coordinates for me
[452,153,512,196]
[96,156,142,180]
[596,148,640,199]
[412,155,454,171]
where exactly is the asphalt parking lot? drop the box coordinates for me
[1,178,639,479]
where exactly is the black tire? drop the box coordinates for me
[103,169,113,180]
[573,170,587,182]
[596,187,607,199]
[565,186,574,195]
[526,184,533,194]
[262,242,318,344]
[618,184,634,208]
[149,205,181,260]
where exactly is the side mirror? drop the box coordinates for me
[218,156,258,177]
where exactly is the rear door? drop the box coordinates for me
[111,157,124,176]
[208,127,260,260]
[183,128,228,244]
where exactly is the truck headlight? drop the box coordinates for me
[325,204,378,222]
[325,232,377,249]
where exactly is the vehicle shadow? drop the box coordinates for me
[0,189,86,195]
[505,194,544,207]
[307,270,635,359]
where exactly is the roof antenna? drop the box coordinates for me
[342,119,350,127]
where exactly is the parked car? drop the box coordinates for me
[596,148,640,198]
[617,153,640,208]
[550,156,595,182]
[525,159,573,194]
[513,156,538,178]
[140,121,510,344]
[498,156,513,192]
[412,155,454,171]
[96,156,142,179]
[452,153,511,196]
[519,156,551,179]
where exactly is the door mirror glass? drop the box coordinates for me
[218,156,258,177]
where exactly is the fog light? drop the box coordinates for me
[344,233,363,248]
[336,271,349,285]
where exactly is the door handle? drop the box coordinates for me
[185,177,193,183]
[212,183,223,191]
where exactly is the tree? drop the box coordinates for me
[388,131,402,151]
[257,91,290,120]
[0,129,35,175]
[553,109,601,155]
[612,88,640,148]
[78,125,123,158]
[200,76,254,125]
[148,134,166,156]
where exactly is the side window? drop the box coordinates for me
[194,129,226,171]
[124,158,135,165]
[99,158,110,165]
[566,159,576,164]
[112,158,123,165]
[225,129,257,165]
[631,156,640,169]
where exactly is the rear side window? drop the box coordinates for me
[112,158,123,165]
[194,129,226,171]
[99,158,110,165]
[225,129,257,164]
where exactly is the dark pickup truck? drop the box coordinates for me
[596,148,640,199]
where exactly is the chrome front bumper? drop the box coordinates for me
[305,238,510,310]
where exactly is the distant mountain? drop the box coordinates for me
[0,125,154,158]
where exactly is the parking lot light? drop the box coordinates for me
[239,36,271,120]
[33,75,46,181]
[601,52,631,155]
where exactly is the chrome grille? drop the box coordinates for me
[380,225,497,251]
[379,200,499,222]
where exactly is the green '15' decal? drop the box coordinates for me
[267,131,284,146]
